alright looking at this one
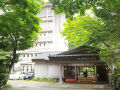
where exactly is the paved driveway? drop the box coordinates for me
[1,80,114,90]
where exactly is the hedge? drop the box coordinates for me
[0,59,10,87]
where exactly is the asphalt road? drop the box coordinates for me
[1,80,114,90]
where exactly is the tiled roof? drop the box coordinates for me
[32,51,63,61]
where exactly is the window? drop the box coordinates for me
[36,43,37,46]
[23,66,24,72]
[40,43,41,46]
[27,66,28,72]
[77,66,95,78]
[35,54,37,56]
[44,33,46,36]
[40,22,46,27]
[41,33,46,38]
[13,66,15,71]
[44,43,46,46]
[48,32,52,38]
[31,54,33,57]
[42,8,46,14]
[48,42,53,48]
[31,66,32,71]
[23,54,25,57]
[27,54,29,57]
[48,21,53,28]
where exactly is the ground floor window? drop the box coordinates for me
[64,65,96,83]
[77,66,95,78]
[63,65,108,83]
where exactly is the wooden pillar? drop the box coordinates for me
[75,66,77,81]
[59,64,63,84]
[95,65,97,82]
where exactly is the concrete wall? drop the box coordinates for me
[21,64,34,73]
[34,62,63,78]
[12,2,68,74]
[53,14,68,51]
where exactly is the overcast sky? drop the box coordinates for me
[44,0,48,2]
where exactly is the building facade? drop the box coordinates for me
[32,46,108,84]
[12,3,68,73]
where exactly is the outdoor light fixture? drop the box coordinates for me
[64,67,67,70]
[105,66,108,70]
[106,67,108,70]
[83,66,88,70]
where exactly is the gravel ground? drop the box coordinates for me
[0,80,114,90]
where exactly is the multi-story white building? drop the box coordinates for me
[12,2,68,73]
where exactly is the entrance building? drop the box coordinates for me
[49,46,108,83]
[63,65,108,83]
[33,46,108,83]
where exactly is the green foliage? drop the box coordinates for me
[49,0,120,21]
[100,48,115,65]
[0,0,45,64]
[0,0,45,87]
[50,0,120,48]
[52,0,120,66]
[69,44,76,50]
[110,66,120,88]
[49,0,92,19]
[0,51,12,60]
[62,13,105,47]
[4,84,12,88]
[32,78,59,82]
[14,66,22,72]
[50,0,120,88]
[0,0,45,67]
[0,0,44,51]
[0,56,6,59]
[0,59,10,87]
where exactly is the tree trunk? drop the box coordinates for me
[9,39,17,73]
[9,48,17,73]
[103,41,110,47]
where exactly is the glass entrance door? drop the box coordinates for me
[76,66,96,83]
[64,66,75,82]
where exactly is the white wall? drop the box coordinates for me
[53,14,68,51]
[34,62,63,78]
[48,64,60,78]
[21,64,34,73]
[17,3,68,61]
[35,63,48,78]
[14,2,68,74]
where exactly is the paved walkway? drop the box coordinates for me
[1,80,114,90]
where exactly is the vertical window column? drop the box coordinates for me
[23,66,24,72]
[31,66,32,71]
[27,66,28,72]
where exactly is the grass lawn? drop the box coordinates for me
[0,56,6,59]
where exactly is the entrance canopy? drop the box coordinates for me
[48,46,105,65]
[32,45,105,65]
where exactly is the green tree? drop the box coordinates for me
[0,0,44,71]
[50,0,120,88]
[50,0,120,63]
[62,13,105,47]
[49,0,120,19]
[49,0,120,47]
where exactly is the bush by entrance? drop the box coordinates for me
[0,59,10,88]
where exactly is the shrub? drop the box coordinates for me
[32,78,59,82]
[0,59,10,87]
[4,84,12,88]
